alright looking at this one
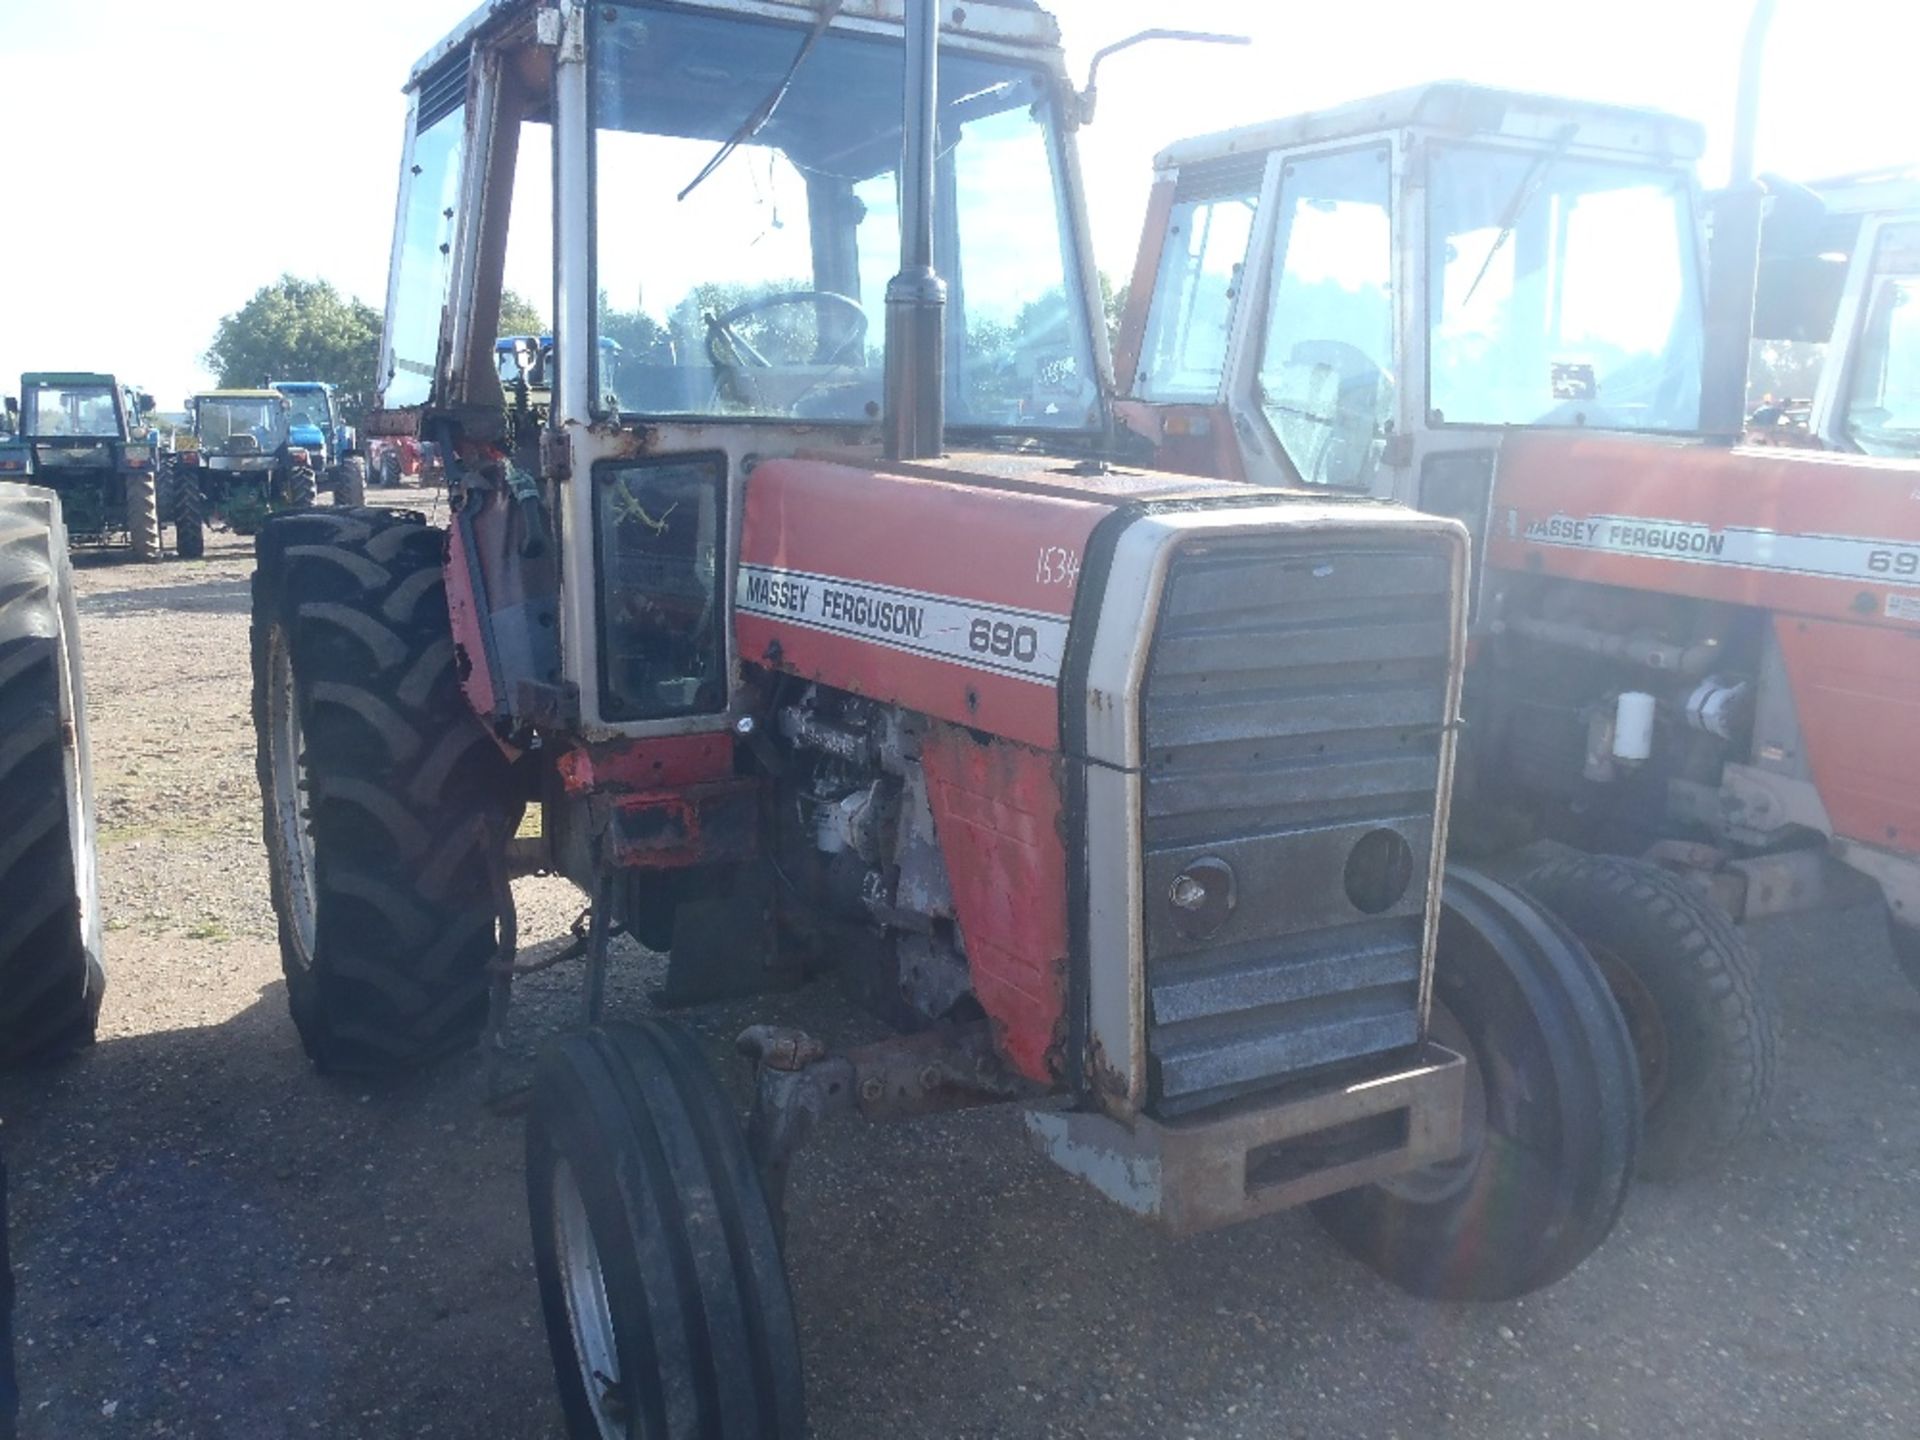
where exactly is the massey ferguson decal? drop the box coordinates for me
[1517,511,1920,589]
[736,564,1070,685]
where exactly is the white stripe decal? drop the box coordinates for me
[1516,511,1920,589]
[735,564,1070,686]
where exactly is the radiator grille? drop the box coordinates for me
[1141,534,1456,1114]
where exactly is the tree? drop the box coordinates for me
[1100,271,1130,358]
[498,288,547,338]
[203,276,382,424]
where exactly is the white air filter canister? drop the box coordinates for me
[1613,691,1656,762]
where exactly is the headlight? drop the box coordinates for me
[125,444,151,465]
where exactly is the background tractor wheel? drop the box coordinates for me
[0,488,105,1067]
[333,457,367,509]
[287,465,317,513]
[1522,853,1776,1179]
[527,1022,807,1440]
[1312,866,1639,1301]
[378,449,402,488]
[126,470,161,563]
[251,507,513,1073]
[173,473,206,560]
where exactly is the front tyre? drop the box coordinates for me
[173,471,206,560]
[1312,866,1640,1301]
[527,1022,807,1440]
[0,489,105,1066]
[251,508,512,1073]
[1522,853,1776,1178]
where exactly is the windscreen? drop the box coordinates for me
[589,4,1097,432]
[1843,223,1920,459]
[198,398,289,449]
[1428,145,1704,432]
[24,384,119,438]
[278,389,329,430]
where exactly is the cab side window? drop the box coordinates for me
[1135,181,1260,403]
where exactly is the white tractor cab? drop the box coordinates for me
[1748,166,1920,458]
[1115,80,1712,510]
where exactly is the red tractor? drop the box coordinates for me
[254,5,1642,1432]
[1114,77,1920,1179]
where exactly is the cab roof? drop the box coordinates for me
[194,389,286,400]
[1156,80,1705,174]
[21,372,117,387]
[406,0,1060,92]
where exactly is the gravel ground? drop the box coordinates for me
[3,493,1918,1438]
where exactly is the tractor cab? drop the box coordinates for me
[1115,82,1709,540]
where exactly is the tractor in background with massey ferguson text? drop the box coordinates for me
[251,3,1645,1433]
[1115,76,1920,1178]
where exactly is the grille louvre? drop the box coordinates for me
[1142,535,1455,1115]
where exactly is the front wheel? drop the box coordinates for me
[173,472,206,560]
[1522,853,1776,1178]
[527,1022,807,1440]
[286,465,317,512]
[1311,866,1640,1301]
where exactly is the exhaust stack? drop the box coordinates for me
[1699,0,1777,441]
[883,0,946,461]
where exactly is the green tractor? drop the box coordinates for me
[0,373,162,560]
[161,389,318,557]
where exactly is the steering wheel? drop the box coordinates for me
[703,290,870,412]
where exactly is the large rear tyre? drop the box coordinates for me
[333,457,367,509]
[1312,866,1640,1301]
[527,1022,807,1440]
[126,470,161,563]
[1522,853,1776,1179]
[0,488,105,1067]
[251,507,512,1073]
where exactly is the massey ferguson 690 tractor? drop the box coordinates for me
[252,5,1642,1432]
[1115,80,1920,1178]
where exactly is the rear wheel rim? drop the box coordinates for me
[552,1157,626,1440]
[1587,939,1670,1110]
[267,628,318,965]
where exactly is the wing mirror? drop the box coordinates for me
[1075,29,1252,126]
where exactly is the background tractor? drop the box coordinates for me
[254,3,1645,1433]
[1113,75,1920,1177]
[163,388,317,557]
[0,373,162,561]
[270,380,368,506]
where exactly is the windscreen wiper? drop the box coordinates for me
[677,0,848,202]
[1460,122,1580,307]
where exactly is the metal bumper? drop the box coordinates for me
[1024,1044,1466,1235]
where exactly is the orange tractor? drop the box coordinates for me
[1115,77,1920,1178]
[253,3,1648,1431]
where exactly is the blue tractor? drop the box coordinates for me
[268,381,366,506]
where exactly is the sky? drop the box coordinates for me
[2,0,1916,407]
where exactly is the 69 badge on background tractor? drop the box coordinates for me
[163,389,318,557]
[253,4,1642,1433]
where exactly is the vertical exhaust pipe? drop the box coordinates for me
[1699,0,1777,441]
[883,0,945,461]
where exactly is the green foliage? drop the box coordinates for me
[498,288,548,338]
[597,290,674,361]
[203,275,381,424]
[1100,271,1130,358]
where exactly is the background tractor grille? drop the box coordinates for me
[1141,534,1457,1115]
